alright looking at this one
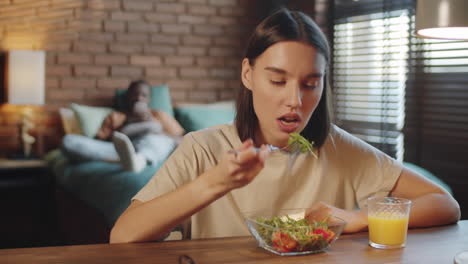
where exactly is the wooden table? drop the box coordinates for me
[2,220,468,264]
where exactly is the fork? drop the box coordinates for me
[227,144,288,155]
[228,143,302,173]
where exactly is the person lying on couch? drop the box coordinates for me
[62,80,185,172]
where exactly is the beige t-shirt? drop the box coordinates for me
[133,123,403,239]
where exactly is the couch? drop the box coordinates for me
[46,85,235,245]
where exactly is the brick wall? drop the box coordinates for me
[0,0,84,157]
[0,0,328,157]
[47,0,260,108]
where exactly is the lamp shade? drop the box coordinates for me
[416,0,468,40]
[7,50,45,105]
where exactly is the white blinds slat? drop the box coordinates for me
[333,9,408,160]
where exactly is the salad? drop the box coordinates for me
[255,215,336,253]
[287,132,317,158]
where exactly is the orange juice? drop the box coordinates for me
[368,213,409,246]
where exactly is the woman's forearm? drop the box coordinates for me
[333,193,459,234]
[109,166,228,243]
[388,167,460,228]
[408,193,460,228]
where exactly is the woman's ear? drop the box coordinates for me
[241,58,252,91]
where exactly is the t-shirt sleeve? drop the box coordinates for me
[331,127,403,209]
[355,153,402,209]
[353,145,403,209]
[132,132,201,202]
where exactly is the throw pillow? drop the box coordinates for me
[59,107,82,135]
[113,84,174,117]
[150,84,174,117]
[70,103,113,138]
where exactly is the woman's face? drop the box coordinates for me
[241,41,326,148]
[127,84,151,108]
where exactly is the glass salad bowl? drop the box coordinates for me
[243,209,346,256]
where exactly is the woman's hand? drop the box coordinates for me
[127,101,154,123]
[205,139,270,193]
[306,202,368,233]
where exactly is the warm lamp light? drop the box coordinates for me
[6,50,45,158]
[7,50,45,105]
[416,0,468,40]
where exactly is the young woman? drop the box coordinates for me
[110,9,460,243]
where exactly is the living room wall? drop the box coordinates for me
[0,0,261,157]
[0,0,328,157]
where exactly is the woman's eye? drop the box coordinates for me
[270,80,286,85]
[303,81,318,89]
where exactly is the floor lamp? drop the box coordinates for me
[7,50,45,158]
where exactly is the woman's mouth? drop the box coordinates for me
[277,114,301,133]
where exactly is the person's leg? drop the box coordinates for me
[62,134,119,162]
[132,134,177,166]
[119,121,162,138]
[112,131,146,172]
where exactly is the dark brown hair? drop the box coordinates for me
[124,80,150,111]
[235,8,332,148]
[128,80,150,94]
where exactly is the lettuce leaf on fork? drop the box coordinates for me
[287,132,318,158]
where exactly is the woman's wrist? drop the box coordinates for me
[343,209,368,233]
[195,165,232,201]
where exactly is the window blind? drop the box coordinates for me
[333,1,411,160]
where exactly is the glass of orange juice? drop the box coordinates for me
[367,197,411,249]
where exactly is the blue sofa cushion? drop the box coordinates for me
[150,84,174,117]
[175,104,235,132]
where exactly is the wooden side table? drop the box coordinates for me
[0,159,59,249]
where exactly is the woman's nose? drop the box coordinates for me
[286,83,302,108]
